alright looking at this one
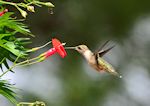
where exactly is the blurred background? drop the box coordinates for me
[1,0,150,106]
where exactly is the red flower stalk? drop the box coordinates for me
[40,38,67,61]
[0,9,8,16]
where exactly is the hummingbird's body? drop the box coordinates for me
[66,44,122,78]
[82,50,99,71]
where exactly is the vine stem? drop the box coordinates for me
[36,41,52,50]
[26,41,52,53]
[0,57,6,64]
[19,60,41,67]
[0,40,52,77]
[0,0,27,7]
[0,55,41,77]
[16,56,41,66]
[0,0,16,6]
[0,54,20,77]
[17,102,34,106]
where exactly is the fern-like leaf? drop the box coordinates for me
[0,12,32,71]
[0,79,18,104]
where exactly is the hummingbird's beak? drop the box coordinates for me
[65,46,76,50]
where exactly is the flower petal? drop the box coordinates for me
[44,48,56,58]
[52,38,67,58]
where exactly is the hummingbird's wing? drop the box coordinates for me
[96,40,110,52]
[94,53,112,71]
[98,45,115,57]
[94,40,115,57]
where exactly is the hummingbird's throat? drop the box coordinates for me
[83,50,93,60]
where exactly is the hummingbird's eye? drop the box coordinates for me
[77,46,82,50]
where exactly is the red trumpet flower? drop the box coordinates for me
[0,9,8,16]
[52,38,67,58]
[15,38,67,66]
[41,38,67,59]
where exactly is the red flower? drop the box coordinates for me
[0,9,8,16]
[44,48,56,58]
[52,38,67,58]
[40,38,67,60]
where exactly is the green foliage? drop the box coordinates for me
[0,0,54,18]
[0,11,32,104]
[0,12,32,71]
[0,0,54,105]
[0,79,17,104]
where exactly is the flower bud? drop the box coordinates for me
[20,9,27,18]
[44,2,54,7]
[27,6,35,12]
[26,47,39,53]
[38,56,46,62]
[0,9,8,16]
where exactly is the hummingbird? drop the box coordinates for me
[65,41,122,78]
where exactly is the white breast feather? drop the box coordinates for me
[83,50,93,60]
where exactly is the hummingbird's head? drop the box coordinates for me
[65,45,89,54]
[65,45,93,59]
[75,45,89,54]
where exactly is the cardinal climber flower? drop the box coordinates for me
[39,38,67,61]
[16,38,67,66]
[52,38,67,58]
[0,9,8,16]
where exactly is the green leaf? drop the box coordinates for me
[0,12,34,36]
[0,41,25,57]
[0,79,18,104]
[0,34,12,40]
[0,12,32,71]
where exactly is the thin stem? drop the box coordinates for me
[14,5,23,12]
[0,57,6,64]
[0,0,26,8]
[19,59,41,67]
[0,54,21,77]
[0,0,16,6]
[33,1,42,5]
[26,41,52,53]
[17,101,45,106]
[17,102,34,106]
[15,56,41,66]
[37,41,52,49]
[0,54,42,77]
[26,2,34,6]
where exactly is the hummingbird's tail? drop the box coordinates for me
[110,71,122,78]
